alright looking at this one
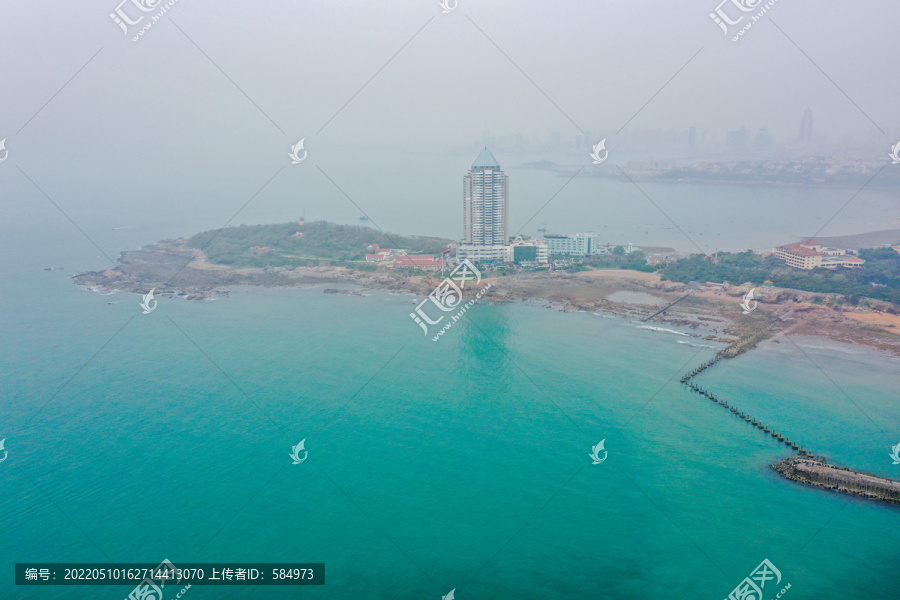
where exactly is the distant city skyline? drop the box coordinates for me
[469,108,895,159]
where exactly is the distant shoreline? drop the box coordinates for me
[514,161,900,190]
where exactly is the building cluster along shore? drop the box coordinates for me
[70,147,900,507]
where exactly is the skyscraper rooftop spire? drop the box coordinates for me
[472,147,500,169]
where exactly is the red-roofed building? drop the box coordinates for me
[391,255,444,270]
[840,256,865,267]
[774,240,864,269]
[366,248,403,262]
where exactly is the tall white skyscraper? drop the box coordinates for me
[463,148,509,246]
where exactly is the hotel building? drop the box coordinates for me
[458,148,511,264]
[773,240,865,270]
[544,232,599,257]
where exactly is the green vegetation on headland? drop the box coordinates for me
[580,248,656,272]
[660,247,900,305]
[185,221,899,306]
[188,221,451,268]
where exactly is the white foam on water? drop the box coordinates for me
[637,325,690,337]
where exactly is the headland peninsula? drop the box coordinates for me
[72,220,900,506]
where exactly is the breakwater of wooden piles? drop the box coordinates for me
[773,457,900,506]
[679,335,813,458]
[682,331,900,506]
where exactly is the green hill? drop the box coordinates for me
[188,221,452,268]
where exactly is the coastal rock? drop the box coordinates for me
[772,457,900,505]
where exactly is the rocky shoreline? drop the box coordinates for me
[773,457,900,506]
[73,237,900,505]
[72,238,900,356]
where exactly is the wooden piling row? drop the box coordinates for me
[679,352,811,458]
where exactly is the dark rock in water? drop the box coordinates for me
[773,457,900,506]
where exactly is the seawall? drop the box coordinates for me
[772,457,900,506]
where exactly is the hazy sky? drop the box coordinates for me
[3,1,898,152]
[1,1,898,247]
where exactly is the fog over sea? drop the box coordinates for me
[5,0,900,597]
[2,172,899,599]
[6,150,899,259]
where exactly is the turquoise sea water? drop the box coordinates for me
[2,170,899,599]
[2,266,900,599]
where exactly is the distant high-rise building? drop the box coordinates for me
[755,128,772,149]
[688,126,697,148]
[800,108,813,144]
[551,131,561,152]
[463,148,509,246]
[726,126,749,152]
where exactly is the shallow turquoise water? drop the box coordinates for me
[2,268,899,599]
[2,179,899,598]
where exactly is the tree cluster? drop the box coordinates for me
[660,248,900,305]
[189,221,451,267]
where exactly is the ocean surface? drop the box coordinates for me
[2,170,900,599]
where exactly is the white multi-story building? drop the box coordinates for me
[464,148,509,247]
[456,243,509,264]
[505,236,549,264]
[544,232,599,256]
